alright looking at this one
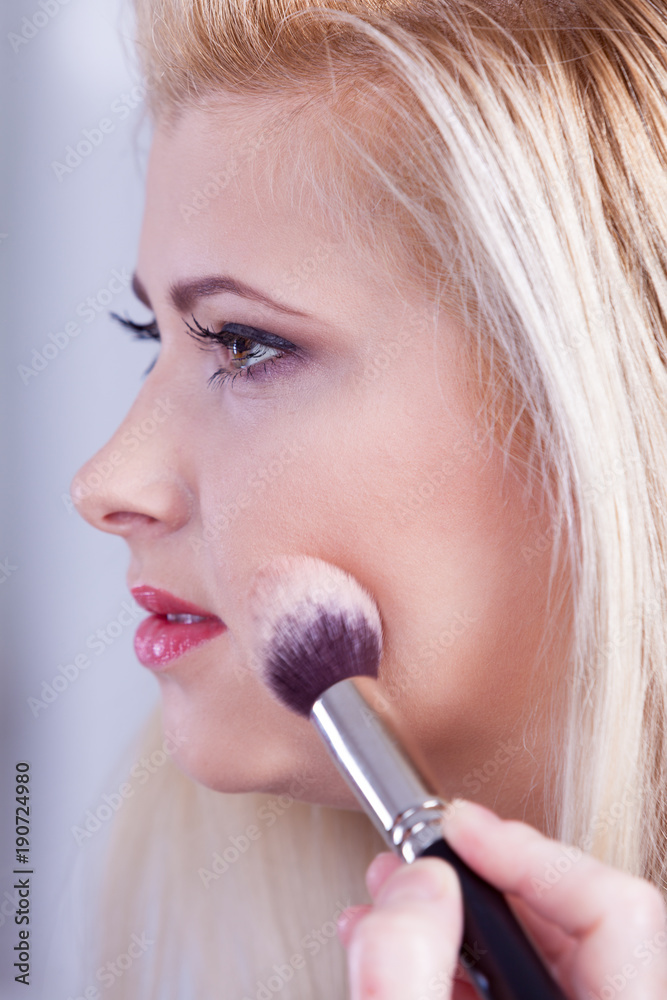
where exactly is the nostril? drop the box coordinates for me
[103,511,159,528]
[70,445,192,535]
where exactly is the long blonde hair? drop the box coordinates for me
[88,1,667,996]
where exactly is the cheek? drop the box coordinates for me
[194,373,556,710]
[192,368,524,635]
[153,650,361,805]
[375,460,566,776]
[153,654,303,791]
[189,323,473,557]
[174,360,566,808]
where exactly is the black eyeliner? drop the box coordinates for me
[183,314,301,355]
[110,310,301,356]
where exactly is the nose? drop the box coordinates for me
[71,389,192,538]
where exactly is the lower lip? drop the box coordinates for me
[134,615,227,669]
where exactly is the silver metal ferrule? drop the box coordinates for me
[311,677,449,863]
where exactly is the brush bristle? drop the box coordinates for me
[247,556,383,717]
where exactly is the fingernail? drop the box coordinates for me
[377,860,457,904]
[442,798,502,835]
[365,852,402,898]
[336,905,369,948]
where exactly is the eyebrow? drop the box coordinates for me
[131,272,313,319]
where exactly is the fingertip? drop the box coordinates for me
[376,855,461,906]
[441,798,503,839]
[337,905,371,949]
[347,861,464,999]
[365,851,403,899]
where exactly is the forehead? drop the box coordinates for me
[137,96,434,323]
[136,100,430,340]
[143,102,299,238]
[139,102,330,293]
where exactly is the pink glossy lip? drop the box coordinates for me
[131,585,227,669]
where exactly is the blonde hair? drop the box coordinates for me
[91,0,667,995]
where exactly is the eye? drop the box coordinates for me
[183,314,302,389]
[110,310,302,388]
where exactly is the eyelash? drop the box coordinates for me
[110,311,299,388]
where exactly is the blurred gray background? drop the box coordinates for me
[1,1,161,995]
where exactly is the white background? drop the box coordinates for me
[1,1,161,996]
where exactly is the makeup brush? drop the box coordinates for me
[247,554,567,1000]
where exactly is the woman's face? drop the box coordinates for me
[73,99,569,828]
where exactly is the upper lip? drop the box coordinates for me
[130,585,223,620]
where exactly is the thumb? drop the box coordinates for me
[346,857,463,1000]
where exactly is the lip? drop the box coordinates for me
[131,585,227,670]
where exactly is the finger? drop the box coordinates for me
[348,857,463,1000]
[440,799,664,935]
[338,905,372,948]
[365,852,403,900]
[357,855,478,997]
[441,799,667,999]
[501,891,575,969]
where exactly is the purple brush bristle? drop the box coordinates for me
[247,556,383,717]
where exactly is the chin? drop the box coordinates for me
[169,742,364,812]
[159,721,294,795]
[153,673,366,810]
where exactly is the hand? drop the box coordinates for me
[337,799,667,999]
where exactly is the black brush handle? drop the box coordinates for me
[420,837,567,1000]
